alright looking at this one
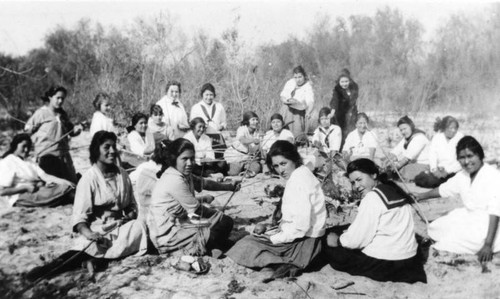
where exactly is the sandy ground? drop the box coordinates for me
[1,127,500,299]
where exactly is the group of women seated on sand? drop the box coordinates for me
[1,68,499,285]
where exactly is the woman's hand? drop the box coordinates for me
[24,183,39,193]
[199,195,215,204]
[477,243,494,263]
[326,232,340,247]
[82,229,102,241]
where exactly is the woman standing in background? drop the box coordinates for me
[25,86,82,183]
[330,69,359,146]
[280,65,315,137]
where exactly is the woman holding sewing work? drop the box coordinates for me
[183,117,228,177]
[25,86,82,183]
[224,111,262,177]
[227,140,327,279]
[147,138,234,256]
[280,66,315,137]
[190,83,228,156]
[26,131,148,280]
[414,136,500,262]
[323,158,426,283]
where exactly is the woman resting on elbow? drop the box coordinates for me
[0,134,74,207]
[324,158,426,283]
[227,140,327,279]
[414,136,500,263]
[147,138,234,256]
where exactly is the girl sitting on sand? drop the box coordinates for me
[261,113,294,155]
[312,107,342,157]
[224,111,262,177]
[324,158,427,283]
[387,115,429,181]
[89,93,116,138]
[27,131,149,280]
[415,136,500,262]
[227,140,326,280]
[183,117,228,177]
[127,112,155,157]
[414,116,464,188]
[148,104,174,145]
[0,134,75,207]
[147,138,234,256]
[343,112,377,161]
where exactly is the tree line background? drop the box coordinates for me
[1,6,500,131]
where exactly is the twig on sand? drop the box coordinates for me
[291,280,313,299]
[13,239,97,297]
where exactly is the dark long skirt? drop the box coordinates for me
[227,235,322,269]
[14,183,73,207]
[414,171,455,189]
[323,246,427,283]
[280,105,306,138]
[39,154,77,183]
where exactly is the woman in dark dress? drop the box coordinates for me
[330,69,359,147]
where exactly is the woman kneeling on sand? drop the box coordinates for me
[415,136,500,262]
[227,140,326,279]
[27,131,148,280]
[147,138,234,257]
[324,158,426,283]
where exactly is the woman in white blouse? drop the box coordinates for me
[279,66,315,137]
[227,140,326,279]
[126,113,155,157]
[190,83,228,158]
[414,116,464,188]
[343,113,376,161]
[324,158,426,283]
[89,93,116,138]
[156,80,190,139]
[224,111,262,177]
[183,117,228,177]
[388,115,429,181]
[415,136,500,262]
[261,113,294,154]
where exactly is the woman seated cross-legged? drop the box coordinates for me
[323,158,427,283]
[147,138,234,256]
[183,117,228,177]
[227,140,327,279]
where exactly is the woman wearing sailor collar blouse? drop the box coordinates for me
[190,83,228,157]
[156,80,190,139]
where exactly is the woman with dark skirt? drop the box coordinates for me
[25,86,83,183]
[323,158,426,283]
[329,69,359,145]
[227,140,326,278]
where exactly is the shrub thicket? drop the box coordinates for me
[1,6,499,131]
